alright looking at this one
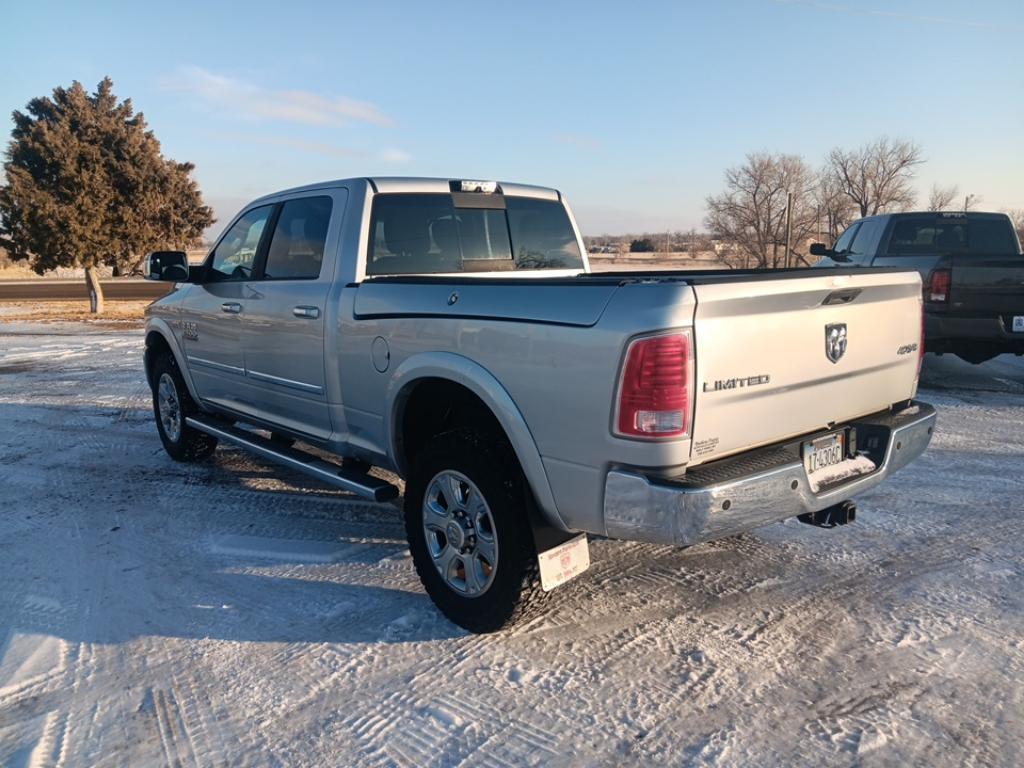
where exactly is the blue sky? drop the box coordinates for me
[1,0,1022,235]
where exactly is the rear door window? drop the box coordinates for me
[262,196,333,280]
[366,194,583,275]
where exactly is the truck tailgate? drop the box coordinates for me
[688,270,922,465]
[950,253,1024,315]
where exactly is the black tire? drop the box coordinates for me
[151,353,218,462]
[404,429,550,633]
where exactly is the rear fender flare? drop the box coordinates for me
[386,351,566,530]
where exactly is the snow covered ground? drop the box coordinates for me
[1,324,1022,767]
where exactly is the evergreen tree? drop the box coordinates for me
[0,78,213,312]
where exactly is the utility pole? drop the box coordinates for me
[783,191,794,269]
[964,193,975,212]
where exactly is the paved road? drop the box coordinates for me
[0,279,172,302]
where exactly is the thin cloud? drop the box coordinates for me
[556,133,602,150]
[230,134,412,164]
[773,0,1024,32]
[166,66,393,127]
[380,148,412,164]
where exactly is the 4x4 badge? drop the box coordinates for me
[825,323,847,363]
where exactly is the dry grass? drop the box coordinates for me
[0,265,45,280]
[0,300,148,325]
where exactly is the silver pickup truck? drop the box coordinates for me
[144,177,936,632]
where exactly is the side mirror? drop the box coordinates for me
[809,242,832,257]
[146,251,190,282]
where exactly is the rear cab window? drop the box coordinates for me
[881,213,1020,256]
[366,192,584,276]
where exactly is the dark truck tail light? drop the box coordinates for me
[926,268,951,303]
[615,331,691,438]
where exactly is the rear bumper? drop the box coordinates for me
[603,401,936,547]
[926,312,1024,350]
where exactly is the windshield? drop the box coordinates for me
[366,193,584,275]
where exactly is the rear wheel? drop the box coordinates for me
[151,353,218,462]
[404,429,549,633]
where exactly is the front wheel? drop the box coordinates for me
[151,353,218,462]
[404,430,549,633]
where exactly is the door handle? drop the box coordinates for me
[221,302,242,314]
[293,306,320,319]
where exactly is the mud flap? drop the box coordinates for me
[526,498,590,591]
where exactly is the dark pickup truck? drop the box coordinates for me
[812,211,1024,364]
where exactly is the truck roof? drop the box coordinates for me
[866,211,1011,220]
[250,177,561,204]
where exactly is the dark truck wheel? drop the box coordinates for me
[404,429,550,633]
[151,353,218,462]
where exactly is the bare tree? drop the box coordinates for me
[826,136,923,218]
[1004,209,1024,245]
[705,152,819,268]
[813,172,856,244]
[928,183,959,212]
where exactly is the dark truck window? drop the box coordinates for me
[366,194,583,275]
[847,219,884,263]
[886,216,966,254]
[968,216,1019,253]
[262,196,333,280]
[881,213,1021,256]
[831,222,860,258]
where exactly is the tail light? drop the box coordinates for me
[615,331,691,438]
[926,269,951,303]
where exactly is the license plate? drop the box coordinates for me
[538,534,590,592]
[1013,315,1024,333]
[803,431,846,475]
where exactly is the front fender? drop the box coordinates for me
[144,318,201,403]
[385,351,566,531]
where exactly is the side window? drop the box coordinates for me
[847,219,883,263]
[263,196,333,280]
[208,206,273,281]
[832,223,860,257]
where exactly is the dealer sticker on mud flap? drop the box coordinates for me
[538,534,590,592]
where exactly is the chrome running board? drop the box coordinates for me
[185,416,399,503]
